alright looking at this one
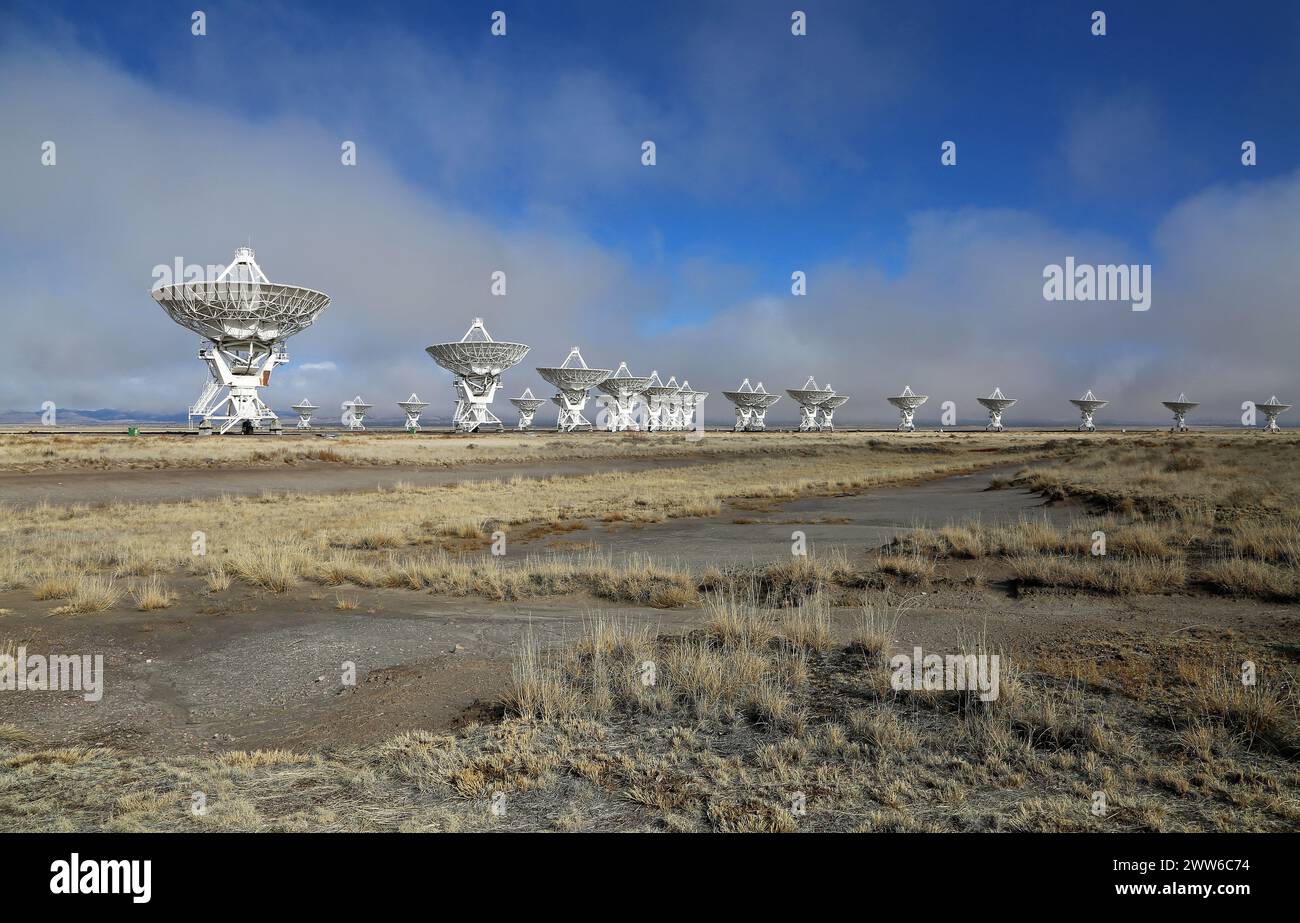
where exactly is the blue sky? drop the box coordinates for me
[2,0,1298,422]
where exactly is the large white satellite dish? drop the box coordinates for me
[152,246,330,435]
[426,318,530,433]
[722,379,782,431]
[537,347,611,432]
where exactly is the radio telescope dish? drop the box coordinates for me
[1069,389,1108,432]
[1161,393,1199,432]
[722,379,782,431]
[597,362,655,432]
[677,380,708,433]
[290,398,317,430]
[887,385,928,432]
[641,372,680,431]
[787,377,836,432]
[1256,395,1291,433]
[976,387,1017,432]
[397,393,430,432]
[818,393,850,431]
[510,387,545,431]
[342,396,371,431]
[151,246,331,435]
[426,318,530,433]
[536,347,612,432]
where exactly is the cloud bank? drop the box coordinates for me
[0,25,1295,426]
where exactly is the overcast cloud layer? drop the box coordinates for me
[1,11,1296,426]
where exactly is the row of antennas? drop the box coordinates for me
[148,255,1290,436]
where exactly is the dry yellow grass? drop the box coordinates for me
[1,437,1047,612]
[1009,555,1188,595]
[49,575,122,615]
[0,429,1022,472]
[130,575,176,611]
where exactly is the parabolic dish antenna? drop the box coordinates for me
[1257,395,1291,433]
[343,396,371,431]
[676,380,708,433]
[818,393,850,431]
[397,393,430,432]
[536,347,612,432]
[1069,389,1108,432]
[641,372,679,432]
[510,387,545,431]
[596,362,655,432]
[887,385,928,432]
[722,379,782,431]
[290,398,317,430]
[787,377,836,432]
[426,318,530,433]
[151,246,331,435]
[976,387,1017,432]
[1161,393,1199,432]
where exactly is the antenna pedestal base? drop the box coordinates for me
[189,341,286,435]
[452,377,505,433]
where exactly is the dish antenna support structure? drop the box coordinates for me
[977,387,1017,432]
[787,377,836,432]
[426,318,530,433]
[152,246,330,435]
[1069,390,1108,432]
[1162,394,1199,432]
[597,362,655,432]
[887,385,928,432]
[1257,396,1291,433]
[290,398,317,430]
[722,379,782,431]
[537,347,611,432]
[398,393,429,432]
[510,388,545,431]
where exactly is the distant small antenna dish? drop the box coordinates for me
[1069,389,1108,432]
[426,318,530,433]
[1161,393,1199,432]
[675,380,708,433]
[722,378,783,431]
[343,395,371,431]
[290,398,317,430]
[1256,395,1291,433]
[976,387,1017,432]
[817,393,850,431]
[509,387,545,431]
[886,385,929,432]
[536,346,612,432]
[787,376,836,432]
[397,393,430,432]
[596,362,655,432]
[641,372,681,432]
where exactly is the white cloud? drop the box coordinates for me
[0,32,1295,427]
